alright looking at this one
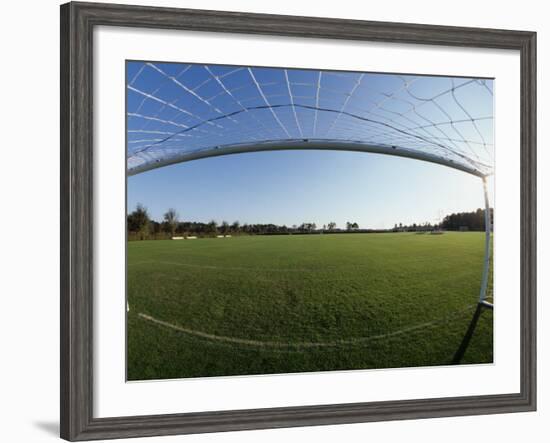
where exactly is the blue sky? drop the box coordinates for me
[127,149,492,229]
[126,62,494,228]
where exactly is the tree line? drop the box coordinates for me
[440,208,493,231]
[127,204,493,240]
[127,204,365,240]
[393,208,493,232]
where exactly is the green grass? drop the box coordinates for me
[127,232,493,380]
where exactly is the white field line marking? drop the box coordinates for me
[138,305,477,351]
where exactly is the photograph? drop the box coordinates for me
[126,61,495,381]
[53,0,538,440]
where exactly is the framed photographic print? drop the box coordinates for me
[60,2,536,441]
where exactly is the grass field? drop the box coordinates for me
[127,232,493,381]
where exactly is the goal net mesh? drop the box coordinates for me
[126,62,494,176]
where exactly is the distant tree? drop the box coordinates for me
[346,222,352,231]
[150,220,161,236]
[299,222,317,232]
[127,203,150,240]
[163,208,179,237]
[207,220,218,234]
[327,222,337,231]
[221,220,230,234]
[231,220,240,233]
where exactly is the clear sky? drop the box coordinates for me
[127,149,493,229]
[126,62,494,228]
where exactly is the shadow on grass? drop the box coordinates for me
[452,303,490,364]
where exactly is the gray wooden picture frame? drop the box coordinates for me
[60,2,537,441]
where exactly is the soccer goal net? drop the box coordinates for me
[126,62,493,179]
